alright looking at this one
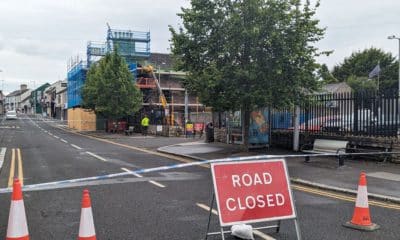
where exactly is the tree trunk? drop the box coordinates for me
[242,107,250,151]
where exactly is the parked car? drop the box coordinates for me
[322,115,376,132]
[6,110,18,120]
[288,116,335,132]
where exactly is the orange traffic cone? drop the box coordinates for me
[343,172,380,231]
[6,178,29,240]
[78,189,96,240]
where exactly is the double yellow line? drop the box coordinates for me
[292,184,400,210]
[8,148,24,188]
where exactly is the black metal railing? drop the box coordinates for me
[271,90,400,138]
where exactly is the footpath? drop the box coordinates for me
[44,117,400,203]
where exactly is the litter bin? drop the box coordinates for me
[205,122,214,143]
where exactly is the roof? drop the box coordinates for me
[21,95,31,103]
[149,53,173,70]
[6,89,29,97]
[321,82,352,94]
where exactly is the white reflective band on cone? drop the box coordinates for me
[7,200,29,237]
[355,186,369,208]
[79,208,96,237]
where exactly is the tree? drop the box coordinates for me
[318,64,338,84]
[82,50,142,121]
[170,0,327,147]
[346,75,377,94]
[332,47,398,91]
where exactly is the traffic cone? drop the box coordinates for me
[78,189,96,240]
[6,178,29,240]
[343,172,380,231]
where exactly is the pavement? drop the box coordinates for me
[46,117,400,202]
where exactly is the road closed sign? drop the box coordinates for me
[211,159,296,226]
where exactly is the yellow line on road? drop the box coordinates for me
[8,148,15,188]
[292,184,400,210]
[51,122,400,210]
[56,125,209,168]
[17,148,23,186]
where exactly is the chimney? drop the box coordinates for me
[20,84,27,91]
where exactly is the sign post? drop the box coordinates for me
[209,159,301,239]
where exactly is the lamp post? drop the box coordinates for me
[388,35,400,133]
[388,35,400,94]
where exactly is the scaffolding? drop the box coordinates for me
[68,25,175,125]
[67,61,87,108]
[86,25,151,67]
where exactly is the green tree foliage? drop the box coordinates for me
[318,64,338,84]
[332,47,398,91]
[170,0,327,146]
[82,50,142,119]
[346,75,377,94]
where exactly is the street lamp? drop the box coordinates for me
[388,35,400,94]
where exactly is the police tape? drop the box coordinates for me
[0,151,397,194]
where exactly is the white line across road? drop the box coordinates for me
[71,144,82,150]
[54,136,60,139]
[86,151,108,162]
[196,203,276,240]
[121,168,166,188]
[60,139,68,143]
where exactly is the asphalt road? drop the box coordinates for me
[0,115,399,239]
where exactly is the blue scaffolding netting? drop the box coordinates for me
[67,61,87,108]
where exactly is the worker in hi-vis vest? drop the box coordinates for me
[141,115,150,136]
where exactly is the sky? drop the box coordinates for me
[0,0,399,94]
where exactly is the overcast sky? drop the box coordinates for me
[0,0,399,93]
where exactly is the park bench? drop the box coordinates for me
[301,139,349,166]
[125,126,134,136]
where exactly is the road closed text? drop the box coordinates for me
[226,172,285,211]
[211,160,295,225]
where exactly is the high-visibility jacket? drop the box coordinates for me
[141,117,149,127]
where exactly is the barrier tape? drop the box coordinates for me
[0,151,397,194]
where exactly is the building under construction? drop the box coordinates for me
[67,25,208,132]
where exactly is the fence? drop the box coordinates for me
[271,90,400,138]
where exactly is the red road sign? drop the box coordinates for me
[211,159,296,226]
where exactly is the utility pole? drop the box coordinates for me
[388,35,400,95]
[388,35,400,135]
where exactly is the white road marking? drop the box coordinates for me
[253,230,276,240]
[54,136,60,139]
[196,203,218,215]
[148,180,166,188]
[0,126,20,129]
[71,144,82,150]
[121,168,166,188]
[367,172,400,182]
[195,203,276,240]
[0,148,6,170]
[121,167,143,178]
[86,151,107,162]
[60,139,68,143]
